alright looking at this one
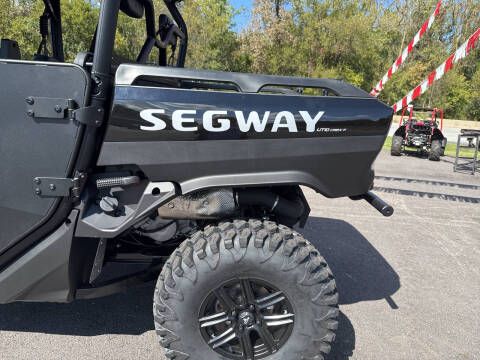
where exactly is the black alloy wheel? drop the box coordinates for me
[198,278,294,359]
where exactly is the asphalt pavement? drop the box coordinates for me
[0,151,479,359]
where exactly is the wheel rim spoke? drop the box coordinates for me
[239,330,254,360]
[264,319,294,327]
[263,313,294,327]
[255,324,276,353]
[256,291,286,309]
[214,286,236,311]
[240,278,255,304]
[208,327,236,349]
[199,311,229,328]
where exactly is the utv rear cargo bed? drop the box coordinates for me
[98,64,393,197]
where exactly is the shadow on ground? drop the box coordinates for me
[326,312,355,360]
[301,217,400,358]
[300,217,400,306]
[0,283,156,336]
[0,217,399,359]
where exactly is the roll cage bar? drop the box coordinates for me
[41,0,188,69]
[41,0,64,61]
[399,106,444,131]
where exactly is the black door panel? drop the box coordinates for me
[0,60,88,255]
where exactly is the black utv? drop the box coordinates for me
[0,1,394,359]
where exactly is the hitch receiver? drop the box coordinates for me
[351,191,394,217]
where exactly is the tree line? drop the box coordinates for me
[1,0,479,120]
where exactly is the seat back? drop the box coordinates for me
[0,39,21,60]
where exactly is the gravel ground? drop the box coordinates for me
[0,151,479,360]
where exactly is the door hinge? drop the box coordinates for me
[70,105,104,127]
[26,97,104,127]
[33,173,87,199]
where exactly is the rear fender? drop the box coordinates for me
[431,128,445,141]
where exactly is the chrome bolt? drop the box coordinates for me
[55,105,62,113]
[34,178,41,185]
[49,184,56,191]
[35,188,42,195]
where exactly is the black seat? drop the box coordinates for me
[0,39,21,60]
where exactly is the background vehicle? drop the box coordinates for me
[391,106,447,161]
[0,1,393,359]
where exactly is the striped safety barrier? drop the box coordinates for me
[392,27,480,113]
[370,0,442,97]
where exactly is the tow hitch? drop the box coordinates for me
[351,191,394,217]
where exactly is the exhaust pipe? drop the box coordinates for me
[234,189,305,220]
[351,191,394,217]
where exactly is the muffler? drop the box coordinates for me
[158,188,305,221]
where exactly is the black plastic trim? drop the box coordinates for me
[115,64,372,96]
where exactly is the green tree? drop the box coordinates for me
[181,0,243,71]
[0,0,478,120]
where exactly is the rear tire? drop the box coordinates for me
[429,139,442,161]
[153,219,339,360]
[391,135,403,156]
[441,138,447,156]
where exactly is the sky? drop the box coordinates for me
[229,0,401,32]
[229,0,253,32]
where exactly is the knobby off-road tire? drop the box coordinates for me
[441,138,447,156]
[429,139,442,161]
[391,135,403,156]
[154,219,339,360]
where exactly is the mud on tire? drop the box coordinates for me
[153,219,339,360]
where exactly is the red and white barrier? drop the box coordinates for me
[392,27,480,113]
[370,0,442,97]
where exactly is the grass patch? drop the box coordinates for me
[383,136,476,158]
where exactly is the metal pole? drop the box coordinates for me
[454,134,461,172]
[474,135,479,175]
[91,0,120,97]
[75,0,120,174]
